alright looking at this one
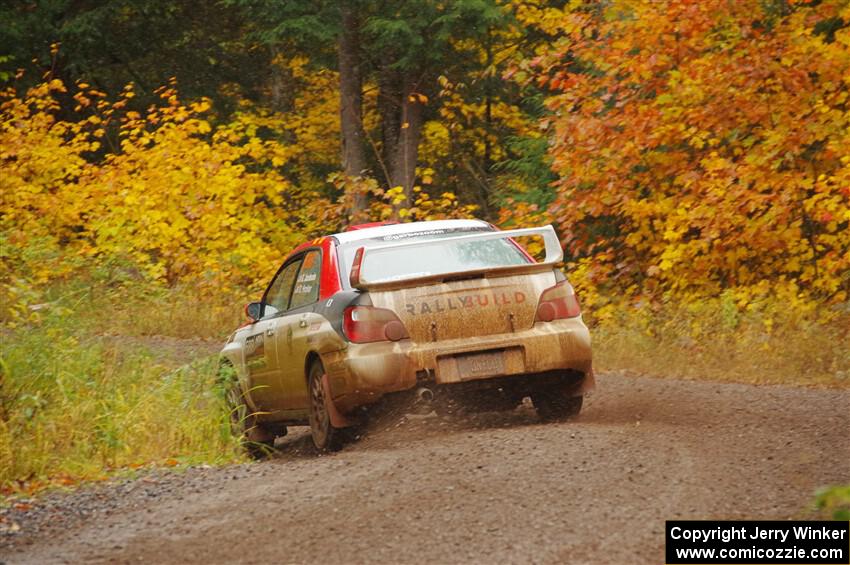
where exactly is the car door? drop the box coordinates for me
[275,249,324,410]
[245,257,302,411]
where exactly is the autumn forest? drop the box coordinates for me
[1,0,848,489]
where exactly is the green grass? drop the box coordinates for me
[0,290,243,495]
[812,484,850,520]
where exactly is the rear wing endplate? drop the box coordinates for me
[350,225,563,290]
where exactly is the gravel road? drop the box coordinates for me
[2,372,848,565]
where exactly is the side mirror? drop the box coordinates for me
[244,302,262,322]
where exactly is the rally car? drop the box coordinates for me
[219,219,594,452]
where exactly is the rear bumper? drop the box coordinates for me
[322,317,593,413]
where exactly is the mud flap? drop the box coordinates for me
[321,373,354,428]
[576,369,596,395]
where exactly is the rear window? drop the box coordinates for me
[339,230,530,286]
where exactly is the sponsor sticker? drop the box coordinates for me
[404,291,527,316]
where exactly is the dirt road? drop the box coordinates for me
[3,372,848,564]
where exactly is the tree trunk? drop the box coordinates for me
[338,4,368,220]
[378,55,401,187]
[385,75,425,209]
[268,46,294,112]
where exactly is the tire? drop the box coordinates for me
[307,360,345,452]
[531,387,583,422]
[221,363,276,459]
[464,389,523,413]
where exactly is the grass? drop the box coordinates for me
[39,281,246,340]
[2,278,848,498]
[590,294,850,387]
[811,484,850,521]
[0,282,245,496]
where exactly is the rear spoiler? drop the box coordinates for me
[349,225,563,291]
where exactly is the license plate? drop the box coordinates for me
[455,350,505,378]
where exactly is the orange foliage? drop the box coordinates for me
[533,0,849,303]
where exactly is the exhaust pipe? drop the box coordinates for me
[416,387,435,403]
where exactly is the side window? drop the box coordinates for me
[263,259,302,317]
[289,250,322,309]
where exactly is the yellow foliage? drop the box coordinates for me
[1,77,337,319]
[329,174,477,224]
[1,75,481,323]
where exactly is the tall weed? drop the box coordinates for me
[592,295,850,386]
[0,303,241,492]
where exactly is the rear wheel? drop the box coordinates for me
[307,361,345,452]
[531,386,583,422]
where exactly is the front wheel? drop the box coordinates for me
[307,361,345,452]
[531,387,583,422]
[221,363,276,458]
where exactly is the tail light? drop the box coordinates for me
[343,306,410,343]
[535,280,581,322]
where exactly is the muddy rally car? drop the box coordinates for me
[220,219,593,452]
